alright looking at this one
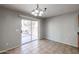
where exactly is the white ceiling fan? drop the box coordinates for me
[32,4,47,16]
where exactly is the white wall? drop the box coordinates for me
[45,12,79,47]
[0,7,42,52]
[39,19,46,39]
[0,7,21,51]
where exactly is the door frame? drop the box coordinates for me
[21,18,40,44]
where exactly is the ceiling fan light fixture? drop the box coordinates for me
[34,13,38,16]
[32,11,35,15]
[40,11,43,14]
[32,4,47,16]
[39,13,42,16]
[35,9,39,13]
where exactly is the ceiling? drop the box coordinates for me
[0,4,79,19]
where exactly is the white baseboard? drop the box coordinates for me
[46,38,78,48]
[0,45,21,53]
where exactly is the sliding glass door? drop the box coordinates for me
[21,19,39,44]
[32,21,38,40]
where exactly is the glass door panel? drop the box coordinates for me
[21,19,39,45]
[32,21,38,40]
[21,19,31,44]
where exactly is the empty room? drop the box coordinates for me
[0,4,79,54]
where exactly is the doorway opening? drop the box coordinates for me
[21,19,39,45]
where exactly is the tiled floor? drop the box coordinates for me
[2,39,79,54]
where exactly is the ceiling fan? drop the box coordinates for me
[32,4,47,16]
